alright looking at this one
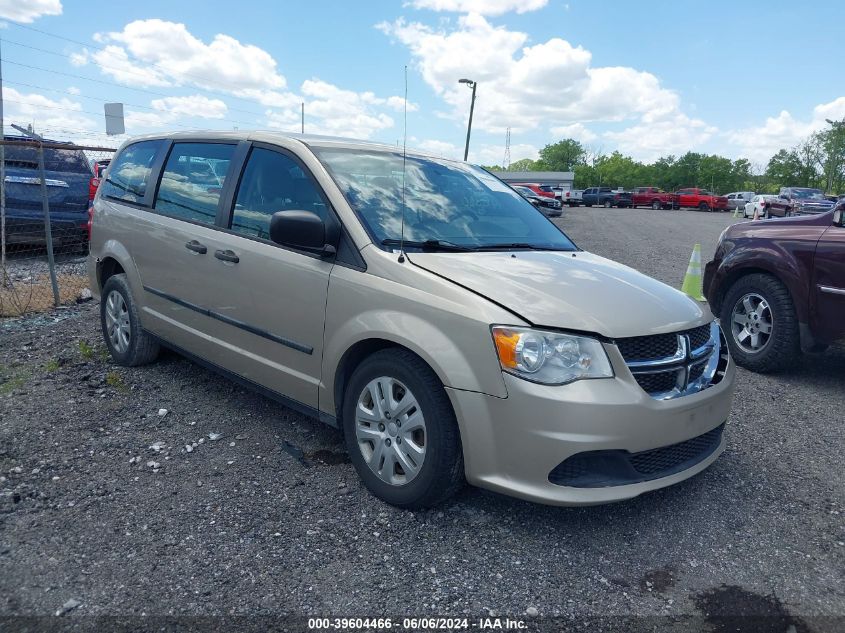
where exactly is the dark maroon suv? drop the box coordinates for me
[704,204,845,372]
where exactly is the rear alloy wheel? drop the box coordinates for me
[651,200,662,210]
[100,274,160,367]
[698,202,711,212]
[720,273,800,373]
[343,348,464,508]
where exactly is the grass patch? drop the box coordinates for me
[0,370,31,396]
[45,359,61,372]
[78,340,95,360]
[105,371,127,391]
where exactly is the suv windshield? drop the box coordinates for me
[315,149,576,251]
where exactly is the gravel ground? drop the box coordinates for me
[1,206,843,630]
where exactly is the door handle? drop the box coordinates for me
[214,249,240,264]
[185,240,207,254]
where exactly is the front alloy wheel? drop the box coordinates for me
[719,273,800,373]
[355,377,427,485]
[342,348,464,508]
[730,293,772,353]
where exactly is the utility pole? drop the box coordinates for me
[503,127,511,170]
[459,79,477,161]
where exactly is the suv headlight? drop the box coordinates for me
[491,326,614,385]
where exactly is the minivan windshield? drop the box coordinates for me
[314,148,576,251]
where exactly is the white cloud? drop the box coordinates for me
[269,79,395,138]
[379,14,682,134]
[67,86,81,95]
[729,96,845,162]
[86,19,287,94]
[0,0,61,23]
[406,0,548,16]
[604,114,716,162]
[413,139,538,165]
[550,123,597,143]
[151,95,228,119]
[3,86,94,133]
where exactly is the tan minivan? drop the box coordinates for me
[88,131,735,508]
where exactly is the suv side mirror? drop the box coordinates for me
[269,210,339,257]
[834,208,844,226]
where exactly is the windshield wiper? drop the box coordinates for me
[381,238,472,252]
[472,242,572,251]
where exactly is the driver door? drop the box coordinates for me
[812,216,845,344]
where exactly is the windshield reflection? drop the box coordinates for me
[314,149,576,251]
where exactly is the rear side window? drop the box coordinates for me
[155,143,235,225]
[101,140,164,204]
[230,147,327,240]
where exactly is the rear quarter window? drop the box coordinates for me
[101,140,165,204]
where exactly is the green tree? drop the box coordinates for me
[507,158,538,172]
[534,139,586,171]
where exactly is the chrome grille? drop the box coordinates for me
[615,322,725,400]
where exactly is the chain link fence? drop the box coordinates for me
[0,138,115,318]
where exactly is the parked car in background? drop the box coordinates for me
[613,191,633,208]
[705,203,845,372]
[725,192,755,211]
[512,185,563,217]
[2,135,92,244]
[778,187,835,216]
[512,183,555,198]
[744,194,789,219]
[582,186,616,207]
[88,130,735,508]
[89,158,111,202]
[631,187,678,210]
[563,189,583,206]
[675,188,729,212]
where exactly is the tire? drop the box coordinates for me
[342,348,464,508]
[762,206,770,219]
[651,200,661,210]
[603,199,612,208]
[719,273,800,373]
[100,274,160,367]
[698,202,711,212]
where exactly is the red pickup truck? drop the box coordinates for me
[676,188,729,211]
[631,187,678,210]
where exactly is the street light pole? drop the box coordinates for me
[459,78,476,161]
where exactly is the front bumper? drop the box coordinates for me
[447,347,735,505]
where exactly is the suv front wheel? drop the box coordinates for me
[342,348,464,508]
[719,273,799,373]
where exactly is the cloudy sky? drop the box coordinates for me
[1,0,843,166]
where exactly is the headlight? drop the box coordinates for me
[491,326,614,385]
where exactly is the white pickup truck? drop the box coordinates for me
[561,189,583,207]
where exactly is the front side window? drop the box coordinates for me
[155,143,234,225]
[315,149,576,251]
[231,148,327,239]
[101,140,164,204]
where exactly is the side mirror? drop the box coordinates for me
[834,208,843,226]
[269,210,339,257]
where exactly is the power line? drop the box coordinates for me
[3,79,265,130]
[3,23,286,116]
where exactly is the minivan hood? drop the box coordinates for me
[408,250,709,338]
